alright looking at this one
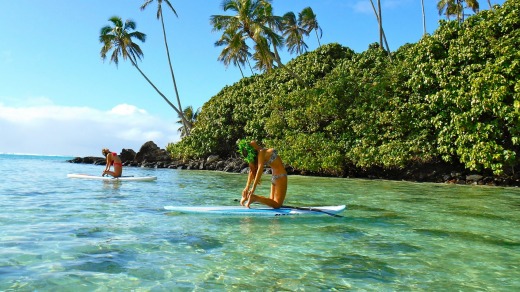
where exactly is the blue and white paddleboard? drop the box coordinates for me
[67,173,157,181]
[164,205,346,216]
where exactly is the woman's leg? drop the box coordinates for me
[104,165,122,178]
[272,176,287,206]
[104,170,118,177]
[114,165,122,177]
[246,176,287,209]
[269,183,275,200]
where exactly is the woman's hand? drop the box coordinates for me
[240,188,249,206]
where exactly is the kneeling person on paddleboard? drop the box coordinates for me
[102,148,123,178]
[238,139,287,209]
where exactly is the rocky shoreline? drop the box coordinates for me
[68,141,520,187]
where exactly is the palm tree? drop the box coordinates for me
[281,12,308,55]
[438,0,480,23]
[298,7,322,47]
[140,0,191,136]
[463,0,480,21]
[252,38,275,72]
[260,4,288,71]
[437,0,457,20]
[210,0,307,87]
[99,16,184,119]
[176,106,200,138]
[214,30,252,78]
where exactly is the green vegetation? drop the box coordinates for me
[210,0,322,86]
[168,0,519,176]
[99,16,187,127]
[100,1,193,136]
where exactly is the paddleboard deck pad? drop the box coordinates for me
[164,205,346,216]
[67,173,157,181]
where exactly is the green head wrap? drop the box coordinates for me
[237,139,256,163]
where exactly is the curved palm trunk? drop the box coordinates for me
[314,29,321,47]
[421,0,427,36]
[246,58,255,75]
[271,43,307,87]
[378,0,383,50]
[369,0,392,61]
[160,14,190,136]
[236,61,245,78]
[487,0,493,10]
[459,0,464,22]
[128,56,185,120]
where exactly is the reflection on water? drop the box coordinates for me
[0,156,519,290]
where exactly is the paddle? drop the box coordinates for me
[281,205,344,218]
[233,199,344,218]
[108,175,135,179]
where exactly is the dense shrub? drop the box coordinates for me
[168,0,519,176]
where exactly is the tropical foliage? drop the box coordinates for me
[299,7,322,47]
[99,16,186,125]
[210,0,321,86]
[168,0,519,176]
[437,0,480,22]
[99,17,146,67]
[176,106,200,138]
[214,30,252,77]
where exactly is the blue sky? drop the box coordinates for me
[0,0,504,156]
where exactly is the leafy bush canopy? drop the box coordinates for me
[168,0,519,176]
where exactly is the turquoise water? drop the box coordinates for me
[0,154,519,291]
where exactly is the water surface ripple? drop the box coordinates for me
[0,154,518,291]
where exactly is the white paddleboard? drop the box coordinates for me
[164,205,346,217]
[67,173,157,181]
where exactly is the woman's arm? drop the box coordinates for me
[241,164,256,205]
[243,170,254,191]
[104,154,112,172]
[249,149,265,194]
[247,171,254,188]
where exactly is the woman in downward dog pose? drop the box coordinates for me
[238,139,288,209]
[102,148,123,178]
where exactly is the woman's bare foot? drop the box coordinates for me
[240,196,247,206]
[245,194,256,208]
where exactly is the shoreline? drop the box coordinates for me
[68,155,520,188]
[68,141,520,187]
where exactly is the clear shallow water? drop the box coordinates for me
[0,154,519,291]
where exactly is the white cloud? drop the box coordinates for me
[0,104,101,124]
[110,103,148,116]
[0,102,180,156]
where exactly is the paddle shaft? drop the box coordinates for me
[281,205,344,218]
[233,199,343,218]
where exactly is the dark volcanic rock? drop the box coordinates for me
[70,156,105,165]
[135,141,172,163]
[120,148,136,163]
[67,141,520,187]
